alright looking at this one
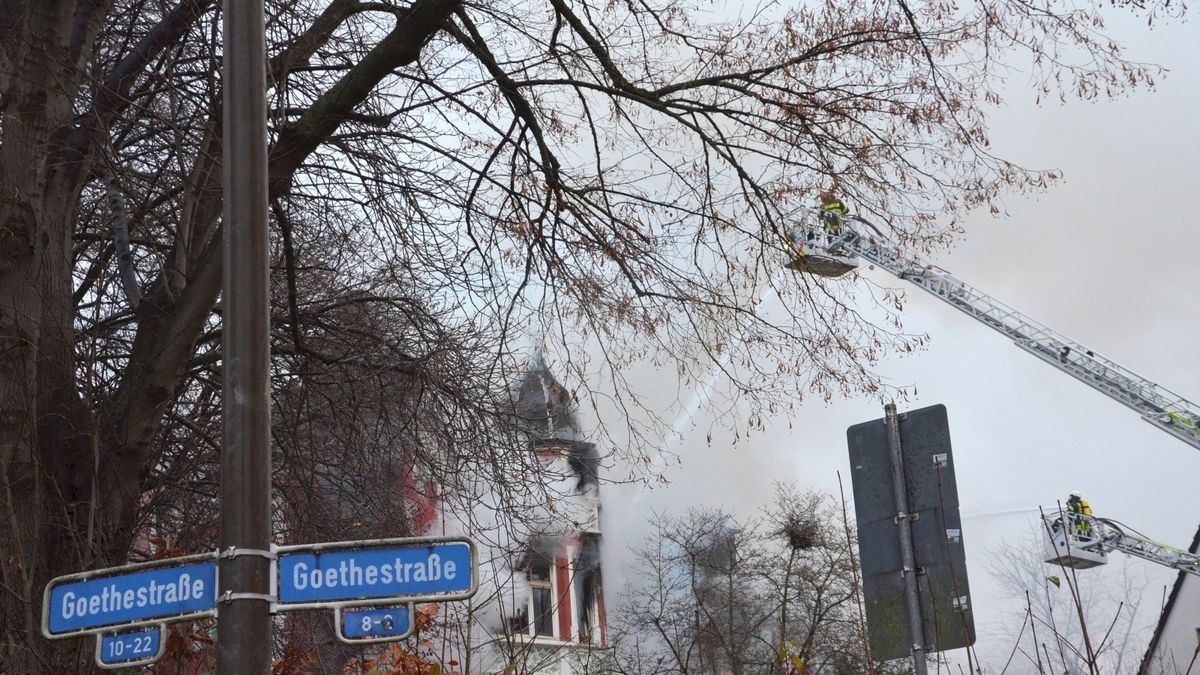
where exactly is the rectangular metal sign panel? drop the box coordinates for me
[337,605,415,644]
[96,626,164,669]
[277,537,475,609]
[847,404,975,661]
[43,554,217,637]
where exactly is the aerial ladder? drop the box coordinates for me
[785,208,1200,575]
[1042,509,1200,577]
[785,209,1200,451]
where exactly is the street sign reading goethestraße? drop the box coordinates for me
[43,536,477,669]
[276,538,475,609]
[43,553,218,637]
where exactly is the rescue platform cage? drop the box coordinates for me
[1043,512,1108,570]
[783,208,860,278]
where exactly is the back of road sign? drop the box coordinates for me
[847,404,975,661]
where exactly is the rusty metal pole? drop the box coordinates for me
[219,0,273,669]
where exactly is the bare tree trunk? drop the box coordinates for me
[0,1,171,667]
[0,2,100,665]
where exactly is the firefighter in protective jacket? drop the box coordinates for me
[1067,491,1093,536]
[819,195,850,235]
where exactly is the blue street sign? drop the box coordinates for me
[97,627,163,668]
[339,605,414,642]
[277,538,475,608]
[44,556,217,637]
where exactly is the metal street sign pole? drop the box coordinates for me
[220,0,273,668]
[885,403,928,675]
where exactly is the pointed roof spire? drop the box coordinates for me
[513,347,579,440]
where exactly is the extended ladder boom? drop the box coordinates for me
[810,217,1200,451]
[1043,512,1200,577]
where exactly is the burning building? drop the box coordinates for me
[435,355,609,674]
[509,358,605,639]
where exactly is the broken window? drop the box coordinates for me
[529,551,555,637]
[574,535,602,644]
[509,545,557,639]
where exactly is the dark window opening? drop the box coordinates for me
[528,549,555,637]
[507,608,528,635]
[575,535,602,644]
[575,568,598,643]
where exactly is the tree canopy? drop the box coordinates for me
[0,0,1181,668]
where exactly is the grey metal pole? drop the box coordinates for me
[219,0,273,669]
[885,403,927,675]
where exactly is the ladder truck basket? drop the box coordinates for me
[783,213,859,278]
[1043,514,1108,569]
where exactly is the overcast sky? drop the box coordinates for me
[597,7,1200,669]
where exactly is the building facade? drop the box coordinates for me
[1139,525,1200,674]
[484,358,609,674]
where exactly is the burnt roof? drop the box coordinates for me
[511,355,581,440]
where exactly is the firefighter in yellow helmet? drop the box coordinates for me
[1066,491,1093,537]
[818,193,850,235]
